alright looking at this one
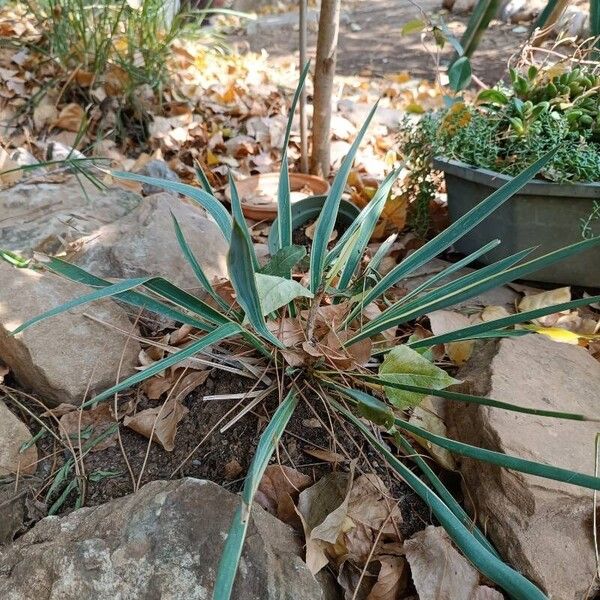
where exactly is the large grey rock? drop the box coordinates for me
[0,260,140,406]
[0,400,37,476]
[71,192,228,290]
[0,479,38,544]
[0,478,334,600]
[447,335,600,600]
[136,159,180,196]
[0,178,141,256]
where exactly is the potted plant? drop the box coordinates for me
[400,64,600,287]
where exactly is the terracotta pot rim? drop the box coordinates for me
[224,171,330,221]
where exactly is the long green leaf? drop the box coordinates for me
[365,233,398,276]
[335,384,600,490]
[346,151,556,323]
[194,162,214,194]
[392,431,500,556]
[278,61,311,253]
[532,0,564,30]
[346,373,596,421]
[111,170,233,241]
[277,151,292,252]
[336,168,402,291]
[228,172,259,271]
[170,213,231,312]
[39,257,213,331]
[332,400,548,600]
[381,245,534,321]
[214,390,299,600]
[227,218,284,348]
[323,381,499,555]
[348,246,534,343]
[142,278,230,326]
[409,293,600,348]
[458,0,500,58]
[309,102,380,292]
[394,416,600,490]
[394,239,501,307]
[350,235,600,345]
[86,322,240,406]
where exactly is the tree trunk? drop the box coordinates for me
[530,0,569,45]
[299,0,309,173]
[310,0,340,177]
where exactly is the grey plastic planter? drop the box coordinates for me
[434,157,600,287]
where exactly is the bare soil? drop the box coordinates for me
[22,368,436,539]
[234,0,526,86]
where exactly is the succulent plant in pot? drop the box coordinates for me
[9,67,600,600]
[400,62,600,287]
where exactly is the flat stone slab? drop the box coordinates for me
[447,334,600,600]
[0,177,141,257]
[0,260,140,406]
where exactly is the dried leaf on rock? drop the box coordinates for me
[408,397,455,470]
[427,309,474,365]
[480,305,511,322]
[518,287,571,326]
[255,464,311,528]
[404,526,497,600]
[298,470,403,584]
[297,471,352,574]
[123,397,188,451]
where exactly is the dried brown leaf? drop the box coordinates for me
[58,404,116,452]
[255,464,311,528]
[303,447,347,464]
[367,556,408,600]
[123,398,188,451]
[54,103,85,132]
[224,458,243,480]
[427,309,473,365]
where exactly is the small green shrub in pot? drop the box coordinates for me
[400,63,600,186]
[9,67,600,599]
[399,62,600,286]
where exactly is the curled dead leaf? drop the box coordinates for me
[255,464,311,528]
[518,287,571,326]
[123,397,188,451]
[427,309,474,365]
[367,555,408,600]
[54,103,86,132]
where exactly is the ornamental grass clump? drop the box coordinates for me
[11,65,600,600]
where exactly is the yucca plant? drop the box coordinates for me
[10,64,600,600]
